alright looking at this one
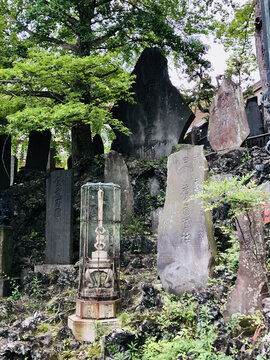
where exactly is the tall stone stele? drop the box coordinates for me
[0,226,13,297]
[158,145,217,296]
[208,78,250,151]
[68,183,121,342]
[45,170,73,264]
[112,47,194,160]
[104,150,134,223]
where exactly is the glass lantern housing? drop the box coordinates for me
[79,182,121,301]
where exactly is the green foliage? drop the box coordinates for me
[215,1,257,85]
[158,292,197,330]
[0,0,238,146]
[217,231,239,273]
[195,173,265,218]
[6,276,21,301]
[31,276,42,299]
[138,299,234,359]
[0,49,134,139]
[121,216,150,236]
[142,331,233,360]
[36,322,51,333]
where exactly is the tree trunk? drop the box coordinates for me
[224,209,269,318]
[71,123,93,165]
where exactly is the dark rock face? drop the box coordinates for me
[103,330,136,358]
[140,283,161,309]
[112,48,194,160]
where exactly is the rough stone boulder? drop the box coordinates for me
[112,47,194,160]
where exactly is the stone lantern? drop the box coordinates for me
[68,183,121,341]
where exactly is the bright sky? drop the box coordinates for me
[169,37,260,91]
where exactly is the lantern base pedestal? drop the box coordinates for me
[68,314,120,342]
[76,298,121,319]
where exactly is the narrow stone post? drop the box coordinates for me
[0,226,13,297]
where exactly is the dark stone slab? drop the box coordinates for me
[112,48,194,160]
[47,147,56,171]
[208,78,250,151]
[225,209,269,317]
[0,135,11,190]
[104,150,134,223]
[157,145,216,296]
[25,130,51,171]
[93,134,104,156]
[45,170,73,264]
[245,96,264,137]
[0,226,13,275]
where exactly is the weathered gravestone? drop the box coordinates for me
[25,130,51,171]
[0,135,11,190]
[245,96,264,137]
[45,170,73,264]
[225,209,269,317]
[104,150,134,222]
[112,48,194,160]
[150,207,163,235]
[158,145,216,296]
[208,78,250,151]
[0,226,13,297]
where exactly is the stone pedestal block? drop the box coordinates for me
[34,264,74,274]
[76,298,121,319]
[68,315,120,342]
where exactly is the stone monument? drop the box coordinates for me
[104,150,134,222]
[208,78,250,151]
[93,134,104,156]
[46,148,56,172]
[45,170,73,264]
[112,48,194,160]
[225,209,269,317]
[245,96,264,137]
[157,145,216,296]
[68,183,121,342]
[0,226,13,297]
[0,135,11,190]
[25,130,51,171]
